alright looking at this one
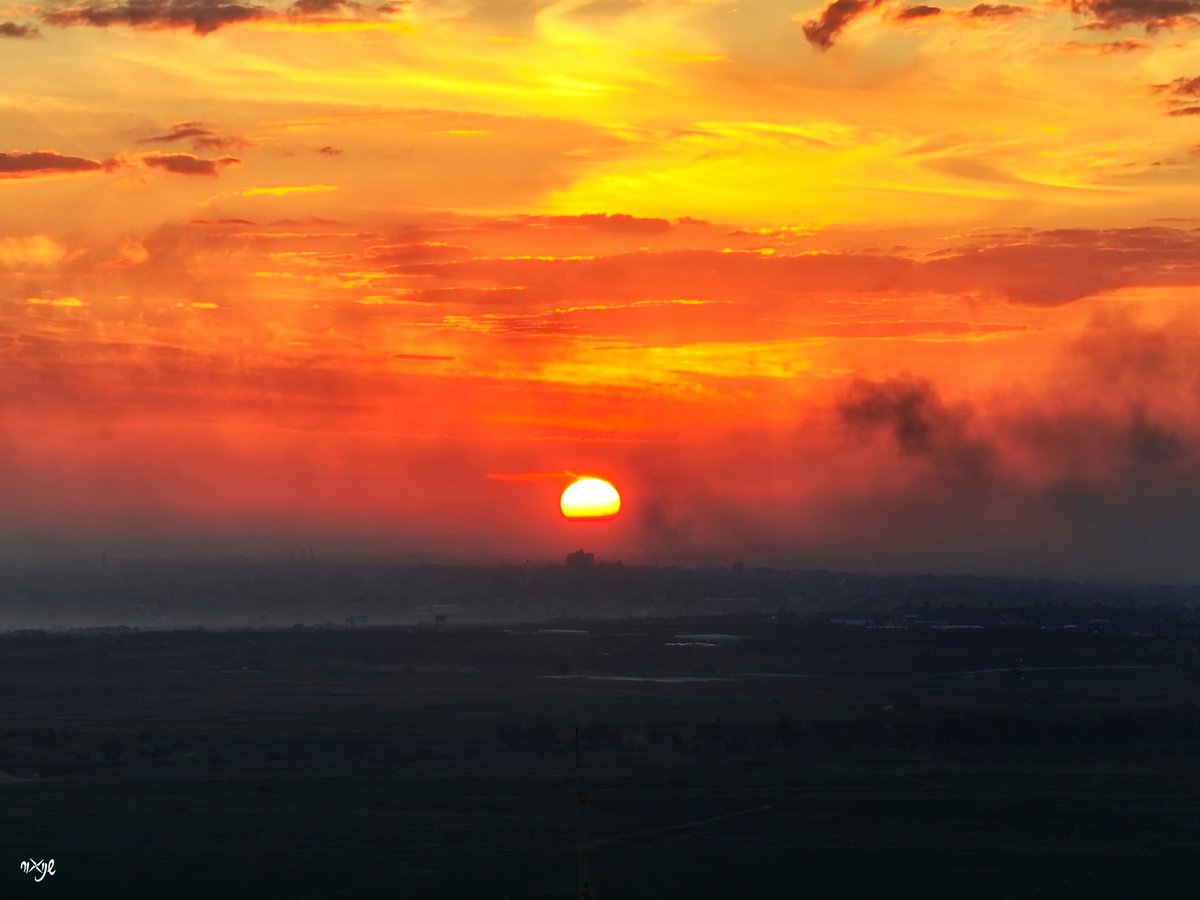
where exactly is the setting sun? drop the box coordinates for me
[560,477,621,521]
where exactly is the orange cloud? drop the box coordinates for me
[0,150,104,179]
[141,152,241,176]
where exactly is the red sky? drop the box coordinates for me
[4,0,1200,579]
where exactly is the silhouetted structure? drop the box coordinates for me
[566,549,594,568]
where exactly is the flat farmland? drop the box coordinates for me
[1,616,1198,898]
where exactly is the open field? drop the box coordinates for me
[2,609,1199,898]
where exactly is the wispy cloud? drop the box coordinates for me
[139,122,217,144]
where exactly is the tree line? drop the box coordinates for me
[497,702,1200,757]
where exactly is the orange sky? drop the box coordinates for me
[4,0,1200,579]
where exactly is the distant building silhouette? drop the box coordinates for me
[566,549,594,568]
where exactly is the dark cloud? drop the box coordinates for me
[803,0,883,49]
[841,377,960,456]
[1123,406,1184,470]
[140,122,216,144]
[838,376,996,486]
[1153,76,1200,115]
[822,312,1200,581]
[0,150,104,178]
[189,217,258,225]
[42,0,273,33]
[967,2,1025,14]
[268,216,342,226]
[41,0,389,32]
[0,20,41,36]
[288,0,362,12]
[1066,307,1200,398]
[318,145,343,156]
[139,122,252,153]
[141,152,241,176]
[1157,75,1200,95]
[896,4,942,18]
[1068,0,1200,31]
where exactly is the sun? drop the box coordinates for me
[560,477,621,520]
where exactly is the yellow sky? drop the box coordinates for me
[3,0,1199,230]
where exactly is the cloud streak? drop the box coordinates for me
[384,227,1200,307]
[40,0,401,32]
[895,4,942,18]
[140,152,241,176]
[967,2,1026,15]
[0,150,105,178]
[42,0,273,33]
[140,122,217,144]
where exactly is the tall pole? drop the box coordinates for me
[575,725,591,899]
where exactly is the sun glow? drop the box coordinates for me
[560,477,621,520]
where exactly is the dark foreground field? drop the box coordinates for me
[2,614,1199,898]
